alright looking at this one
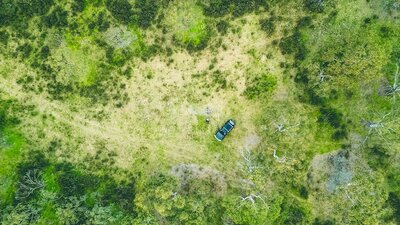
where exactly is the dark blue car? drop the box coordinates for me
[214,119,235,141]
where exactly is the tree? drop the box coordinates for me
[15,169,44,200]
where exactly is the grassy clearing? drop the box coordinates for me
[1,0,400,223]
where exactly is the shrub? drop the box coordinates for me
[0,1,17,26]
[294,70,309,84]
[202,0,231,17]
[56,162,98,197]
[96,12,110,32]
[388,192,400,224]
[16,0,54,17]
[299,186,309,199]
[331,128,347,140]
[135,0,160,28]
[278,199,311,224]
[244,74,277,99]
[297,16,312,28]
[279,31,307,61]
[304,0,326,13]
[39,46,50,59]
[16,43,33,58]
[17,152,50,178]
[317,106,342,128]
[42,6,69,28]
[233,0,269,17]
[313,218,335,225]
[212,70,227,90]
[102,180,135,211]
[0,30,9,44]
[260,17,275,36]
[72,0,86,13]
[279,33,301,55]
[106,0,133,24]
[216,20,229,35]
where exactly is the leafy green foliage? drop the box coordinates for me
[0,30,9,44]
[106,0,133,24]
[216,20,229,34]
[42,6,69,28]
[279,31,307,61]
[16,0,54,17]
[135,0,160,28]
[304,0,326,13]
[260,17,276,36]
[199,0,269,18]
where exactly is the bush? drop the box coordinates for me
[297,16,312,28]
[72,0,86,13]
[42,6,69,28]
[278,200,311,224]
[135,0,160,28]
[212,70,227,90]
[102,180,135,211]
[232,0,267,17]
[294,70,309,84]
[56,162,98,197]
[17,0,54,17]
[280,31,308,61]
[260,17,275,36]
[216,20,229,35]
[202,0,231,17]
[106,0,133,24]
[331,128,347,140]
[317,106,342,128]
[17,152,50,178]
[96,12,110,32]
[388,192,400,224]
[0,30,9,44]
[39,46,50,59]
[0,1,17,26]
[304,0,326,13]
[313,218,335,225]
[16,43,33,58]
[279,32,300,55]
[244,74,277,99]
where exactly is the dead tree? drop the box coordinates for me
[384,63,399,98]
[16,169,45,200]
[240,194,266,205]
[317,69,332,83]
[273,120,300,134]
[240,147,258,173]
[361,113,393,144]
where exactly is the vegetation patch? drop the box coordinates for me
[165,0,210,50]
[244,73,277,99]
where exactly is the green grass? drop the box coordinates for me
[43,166,60,193]
[166,0,210,49]
[0,127,25,206]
